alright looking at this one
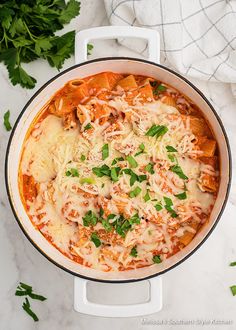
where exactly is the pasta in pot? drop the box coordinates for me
[19,72,219,272]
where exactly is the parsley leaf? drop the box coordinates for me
[144,190,151,202]
[135,143,145,156]
[102,144,109,160]
[87,43,94,55]
[0,1,81,89]
[84,123,92,131]
[155,203,163,211]
[153,255,162,264]
[80,154,86,161]
[130,246,138,257]
[3,110,12,131]
[22,298,39,322]
[170,165,188,180]
[111,157,124,165]
[145,125,168,138]
[129,186,141,198]
[66,168,79,177]
[230,262,236,267]
[166,145,177,152]
[145,163,155,174]
[82,211,98,227]
[163,197,178,218]
[111,167,120,182]
[91,233,101,248]
[230,285,236,296]
[175,191,187,200]
[92,164,111,177]
[126,155,138,168]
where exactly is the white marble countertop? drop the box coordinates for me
[0,1,236,329]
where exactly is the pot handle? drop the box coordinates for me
[75,26,160,64]
[74,276,162,317]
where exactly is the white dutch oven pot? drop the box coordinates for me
[5,26,231,317]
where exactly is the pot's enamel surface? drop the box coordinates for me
[5,58,231,282]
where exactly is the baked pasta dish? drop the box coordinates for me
[19,72,219,271]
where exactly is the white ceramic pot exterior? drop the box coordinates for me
[6,29,231,283]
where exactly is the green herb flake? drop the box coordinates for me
[22,298,39,322]
[166,145,177,152]
[80,154,86,161]
[129,213,141,225]
[126,155,138,168]
[111,167,120,182]
[168,154,176,163]
[3,110,12,131]
[135,143,145,156]
[80,177,95,184]
[230,285,236,296]
[82,211,98,227]
[129,186,142,198]
[153,84,167,95]
[170,165,188,180]
[102,144,109,160]
[66,168,79,177]
[87,43,93,55]
[155,203,163,211]
[175,191,187,200]
[230,262,236,267]
[111,157,124,165]
[146,124,168,138]
[130,246,138,257]
[92,165,111,177]
[163,197,178,218]
[145,163,155,174]
[84,123,92,131]
[91,233,101,248]
[144,190,151,202]
[101,219,112,232]
[153,255,162,264]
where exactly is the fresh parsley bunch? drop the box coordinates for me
[0,0,81,89]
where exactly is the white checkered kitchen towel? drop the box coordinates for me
[104,0,236,91]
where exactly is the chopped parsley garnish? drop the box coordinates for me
[15,282,47,322]
[129,213,141,225]
[82,211,98,227]
[111,167,121,182]
[170,165,188,180]
[129,186,142,198]
[126,155,138,168]
[153,255,162,264]
[3,110,12,131]
[130,246,138,257]
[101,219,113,232]
[230,262,236,267]
[230,286,236,296]
[155,203,163,211]
[84,123,92,130]
[22,298,39,322]
[91,233,101,247]
[102,144,109,160]
[144,190,151,202]
[145,124,168,138]
[15,282,46,301]
[87,43,94,55]
[135,143,145,156]
[163,197,178,218]
[175,191,187,200]
[80,177,95,184]
[166,145,177,152]
[99,208,104,217]
[65,168,79,177]
[80,154,86,161]
[112,157,124,165]
[168,154,176,163]
[92,164,111,177]
[145,163,155,174]
[122,168,147,186]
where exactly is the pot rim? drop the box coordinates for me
[5,56,232,283]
